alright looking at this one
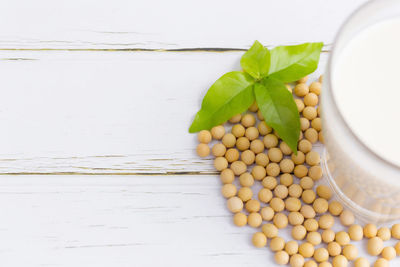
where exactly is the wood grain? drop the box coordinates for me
[0,0,366,50]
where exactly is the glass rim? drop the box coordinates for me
[326,0,400,172]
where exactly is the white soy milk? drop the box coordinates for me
[332,18,400,167]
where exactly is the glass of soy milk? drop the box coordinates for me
[322,0,400,222]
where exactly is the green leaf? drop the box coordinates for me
[189,71,255,133]
[240,40,271,80]
[268,42,323,83]
[255,78,300,153]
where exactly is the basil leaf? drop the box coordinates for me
[268,42,323,83]
[189,71,255,133]
[255,78,300,153]
[240,40,271,80]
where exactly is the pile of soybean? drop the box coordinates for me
[196,75,400,267]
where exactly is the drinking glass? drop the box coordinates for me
[322,0,400,222]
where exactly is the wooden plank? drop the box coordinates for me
[0,0,367,50]
[0,175,397,267]
[0,50,326,174]
[0,175,266,267]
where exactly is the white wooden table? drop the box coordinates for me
[2,1,397,266]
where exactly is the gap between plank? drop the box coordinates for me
[0,171,217,176]
[0,47,331,53]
